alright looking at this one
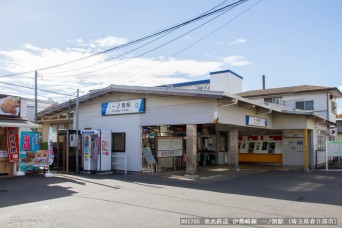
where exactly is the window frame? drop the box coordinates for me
[111,132,126,152]
[295,100,314,111]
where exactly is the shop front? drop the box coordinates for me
[0,94,39,177]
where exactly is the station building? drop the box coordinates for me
[37,70,341,175]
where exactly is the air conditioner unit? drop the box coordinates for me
[274,98,283,105]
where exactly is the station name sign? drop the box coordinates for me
[246,115,267,127]
[102,98,145,116]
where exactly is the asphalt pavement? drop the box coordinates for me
[0,166,341,228]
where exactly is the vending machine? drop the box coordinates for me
[81,130,112,173]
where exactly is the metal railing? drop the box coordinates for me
[112,154,127,175]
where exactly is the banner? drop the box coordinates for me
[7,127,20,162]
[48,127,54,165]
[20,132,40,171]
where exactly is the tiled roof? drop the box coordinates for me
[237,85,342,98]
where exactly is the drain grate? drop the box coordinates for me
[0,189,8,193]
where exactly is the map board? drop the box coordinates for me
[327,141,342,157]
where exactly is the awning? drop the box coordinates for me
[0,119,39,128]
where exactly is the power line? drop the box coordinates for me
[0,0,247,78]
[132,0,264,86]
[42,0,248,78]
[0,81,73,96]
[39,0,233,76]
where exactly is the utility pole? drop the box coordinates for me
[75,89,80,173]
[34,70,38,131]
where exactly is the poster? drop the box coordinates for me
[33,150,49,167]
[7,127,20,162]
[20,132,40,171]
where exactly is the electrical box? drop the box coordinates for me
[70,134,78,147]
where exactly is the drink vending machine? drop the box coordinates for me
[81,130,112,173]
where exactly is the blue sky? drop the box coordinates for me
[0,0,341,111]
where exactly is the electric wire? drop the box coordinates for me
[40,0,233,75]
[130,0,264,86]
[43,0,248,78]
[0,0,246,78]
[0,81,73,96]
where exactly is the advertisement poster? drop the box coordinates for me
[7,127,20,162]
[0,94,21,117]
[33,150,49,167]
[20,132,40,171]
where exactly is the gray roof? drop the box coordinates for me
[38,84,328,122]
[237,85,342,98]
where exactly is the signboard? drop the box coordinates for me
[0,150,8,158]
[7,127,20,162]
[157,137,183,158]
[20,132,40,171]
[0,94,21,117]
[33,150,49,167]
[327,141,342,157]
[142,147,156,164]
[246,115,267,127]
[283,129,304,138]
[102,98,145,116]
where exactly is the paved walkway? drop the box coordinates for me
[0,166,341,227]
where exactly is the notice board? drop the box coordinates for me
[157,137,183,158]
[327,141,342,156]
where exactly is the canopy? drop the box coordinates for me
[0,119,39,128]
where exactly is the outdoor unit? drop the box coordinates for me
[274,98,283,105]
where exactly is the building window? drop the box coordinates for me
[296,100,314,111]
[112,133,126,152]
[317,130,326,151]
[331,101,337,114]
[337,123,342,134]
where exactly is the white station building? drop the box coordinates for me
[38,70,340,175]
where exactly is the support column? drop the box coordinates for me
[304,129,309,172]
[228,128,239,171]
[185,124,198,179]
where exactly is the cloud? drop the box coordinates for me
[94,36,128,47]
[0,42,227,102]
[23,43,45,52]
[223,56,252,66]
[229,38,247,45]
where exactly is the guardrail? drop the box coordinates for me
[112,154,127,175]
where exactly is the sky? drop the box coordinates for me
[0,0,341,112]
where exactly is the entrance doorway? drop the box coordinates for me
[56,130,81,172]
